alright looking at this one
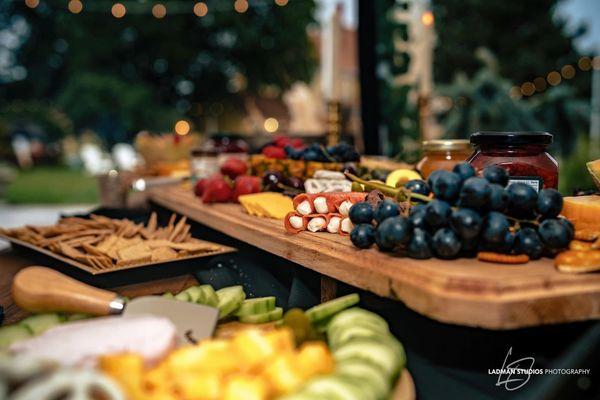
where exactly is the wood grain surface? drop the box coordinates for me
[150,186,600,330]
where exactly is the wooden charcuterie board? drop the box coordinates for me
[150,186,600,330]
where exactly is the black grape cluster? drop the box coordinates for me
[348,162,574,260]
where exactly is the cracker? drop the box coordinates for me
[574,229,599,242]
[555,250,600,273]
[477,252,529,264]
[151,246,178,261]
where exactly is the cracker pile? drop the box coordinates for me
[555,227,600,273]
[0,212,222,270]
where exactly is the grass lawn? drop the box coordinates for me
[5,167,98,204]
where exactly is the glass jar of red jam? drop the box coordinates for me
[467,131,558,190]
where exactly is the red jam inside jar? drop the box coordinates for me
[467,131,558,191]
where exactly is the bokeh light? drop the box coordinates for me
[593,56,600,71]
[533,77,546,92]
[152,4,167,19]
[421,11,434,26]
[24,0,39,8]
[560,65,575,79]
[520,82,535,96]
[234,0,249,13]
[547,71,561,86]
[578,57,592,71]
[193,2,208,17]
[111,3,126,18]
[275,0,289,5]
[264,118,279,133]
[174,120,191,136]
[509,86,522,100]
[68,0,83,14]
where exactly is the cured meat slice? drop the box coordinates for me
[292,192,367,215]
[284,212,309,234]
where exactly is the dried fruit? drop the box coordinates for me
[477,252,530,264]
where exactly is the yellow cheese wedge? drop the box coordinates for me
[561,195,600,230]
[238,192,294,220]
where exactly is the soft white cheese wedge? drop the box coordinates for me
[289,216,304,229]
[314,197,329,214]
[307,217,326,232]
[297,200,312,215]
[340,217,353,233]
[338,200,353,216]
[327,216,341,233]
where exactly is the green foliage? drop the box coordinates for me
[558,136,599,194]
[432,0,588,94]
[1,0,317,140]
[5,166,98,204]
[0,101,74,143]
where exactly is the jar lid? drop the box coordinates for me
[422,139,472,151]
[470,131,553,146]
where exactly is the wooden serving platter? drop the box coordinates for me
[0,233,236,275]
[150,186,600,330]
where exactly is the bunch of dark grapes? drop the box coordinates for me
[348,162,573,261]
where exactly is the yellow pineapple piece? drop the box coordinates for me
[296,341,335,378]
[172,372,223,400]
[98,354,146,400]
[265,327,295,354]
[167,340,237,374]
[223,374,269,400]
[263,353,305,396]
[232,329,277,370]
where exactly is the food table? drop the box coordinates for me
[149,185,600,330]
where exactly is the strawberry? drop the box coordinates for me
[233,175,261,202]
[202,176,233,203]
[290,138,305,149]
[220,158,248,179]
[262,145,287,159]
[194,173,223,197]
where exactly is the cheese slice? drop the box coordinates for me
[238,192,294,220]
[561,195,600,230]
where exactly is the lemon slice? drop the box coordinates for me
[385,169,422,188]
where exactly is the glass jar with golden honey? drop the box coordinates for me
[416,140,473,179]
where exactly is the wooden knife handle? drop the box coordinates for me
[12,266,119,316]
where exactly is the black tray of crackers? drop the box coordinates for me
[0,212,236,275]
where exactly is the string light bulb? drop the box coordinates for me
[520,82,535,96]
[24,0,39,8]
[264,118,279,133]
[174,120,191,136]
[533,77,546,92]
[578,57,592,71]
[275,0,289,5]
[111,3,126,18]
[560,65,575,79]
[421,11,434,26]
[68,0,83,14]
[547,71,561,86]
[194,2,208,17]
[234,0,249,13]
[152,4,167,18]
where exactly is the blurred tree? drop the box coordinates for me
[432,0,590,96]
[0,0,316,141]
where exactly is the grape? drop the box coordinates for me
[424,199,452,228]
[458,177,491,209]
[432,228,462,259]
[431,171,462,202]
[498,231,517,254]
[450,208,483,240]
[558,218,574,242]
[404,179,431,198]
[407,228,433,259]
[488,184,509,212]
[350,224,376,249]
[408,204,428,230]
[427,170,445,189]
[482,211,510,245]
[536,188,563,219]
[483,166,509,187]
[452,162,476,182]
[349,202,374,224]
[375,216,412,251]
[515,227,544,259]
[507,183,538,218]
[538,219,570,249]
[374,200,400,223]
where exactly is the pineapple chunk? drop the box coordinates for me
[265,327,295,354]
[99,353,146,400]
[224,374,269,400]
[296,341,335,378]
[232,329,277,369]
[173,372,223,400]
[167,340,237,374]
[263,353,305,396]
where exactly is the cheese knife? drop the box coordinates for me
[12,266,219,344]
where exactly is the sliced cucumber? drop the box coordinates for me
[162,292,174,299]
[333,338,406,379]
[327,308,389,337]
[336,358,391,400]
[65,313,92,322]
[174,291,190,302]
[234,297,276,317]
[239,307,283,324]
[198,285,219,307]
[19,314,62,335]
[305,294,360,322]
[0,325,32,348]
[216,286,246,318]
[329,324,389,350]
[182,286,203,303]
[303,375,376,400]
